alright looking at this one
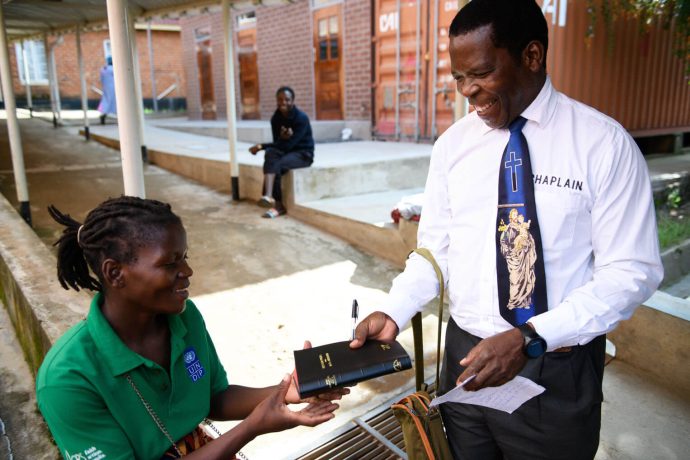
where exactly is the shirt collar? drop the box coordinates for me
[475,76,555,135]
[87,292,189,376]
[521,76,556,129]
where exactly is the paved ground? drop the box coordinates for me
[0,116,429,459]
[1,115,689,459]
[0,299,55,460]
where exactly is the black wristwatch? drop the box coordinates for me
[517,323,547,358]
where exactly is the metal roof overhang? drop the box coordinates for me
[1,0,288,41]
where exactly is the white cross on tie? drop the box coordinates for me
[504,151,523,192]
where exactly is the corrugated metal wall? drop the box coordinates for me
[373,0,690,139]
[373,0,457,140]
[546,0,690,135]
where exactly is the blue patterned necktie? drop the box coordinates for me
[495,116,548,326]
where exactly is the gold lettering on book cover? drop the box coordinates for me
[380,344,391,350]
[325,375,337,388]
[319,353,333,369]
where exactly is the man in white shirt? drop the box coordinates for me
[351,1,663,458]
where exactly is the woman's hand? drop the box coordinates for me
[246,374,339,436]
[286,341,350,404]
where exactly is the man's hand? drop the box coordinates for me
[279,126,293,140]
[249,144,261,155]
[349,312,399,349]
[457,328,527,391]
[286,341,350,404]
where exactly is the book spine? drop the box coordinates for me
[300,356,412,397]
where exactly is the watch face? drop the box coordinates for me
[526,338,547,358]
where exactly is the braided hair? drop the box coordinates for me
[48,196,182,292]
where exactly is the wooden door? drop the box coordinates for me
[313,5,343,120]
[237,27,260,119]
[195,33,216,120]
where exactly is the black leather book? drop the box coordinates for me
[294,340,412,398]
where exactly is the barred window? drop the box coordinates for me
[15,40,48,85]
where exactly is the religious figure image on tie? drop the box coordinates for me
[498,208,537,310]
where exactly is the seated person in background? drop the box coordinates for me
[249,86,314,219]
[37,196,345,460]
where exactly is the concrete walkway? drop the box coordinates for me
[0,117,436,459]
[1,116,689,459]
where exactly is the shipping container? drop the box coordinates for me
[373,0,690,141]
[545,0,690,136]
[373,0,457,140]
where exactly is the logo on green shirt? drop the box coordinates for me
[183,346,206,382]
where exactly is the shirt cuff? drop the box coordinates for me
[527,305,579,352]
[381,292,423,333]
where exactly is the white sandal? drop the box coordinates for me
[257,196,275,208]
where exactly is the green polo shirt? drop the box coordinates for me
[37,293,228,460]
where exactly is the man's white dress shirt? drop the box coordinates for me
[384,77,663,351]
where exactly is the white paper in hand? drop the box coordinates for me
[429,376,545,414]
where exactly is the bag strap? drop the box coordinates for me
[126,374,246,459]
[410,248,445,392]
[126,373,183,458]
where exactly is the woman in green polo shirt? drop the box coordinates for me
[37,196,344,459]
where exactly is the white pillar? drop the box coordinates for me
[0,4,31,224]
[106,0,145,197]
[222,0,240,201]
[76,27,90,139]
[20,42,32,116]
[147,20,158,112]
[50,40,63,125]
[128,12,147,162]
[43,34,57,127]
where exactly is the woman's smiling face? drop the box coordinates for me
[119,222,193,315]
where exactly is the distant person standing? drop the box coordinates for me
[98,57,116,125]
[249,87,315,218]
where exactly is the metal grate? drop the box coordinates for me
[296,407,405,460]
[296,379,438,460]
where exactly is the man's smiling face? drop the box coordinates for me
[450,24,537,129]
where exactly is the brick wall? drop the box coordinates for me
[256,1,315,119]
[180,0,373,123]
[8,28,186,107]
[343,0,372,121]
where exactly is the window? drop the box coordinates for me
[195,26,212,43]
[14,40,48,85]
[237,11,256,29]
[312,0,341,9]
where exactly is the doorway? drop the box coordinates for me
[195,27,216,120]
[237,13,260,120]
[313,4,343,120]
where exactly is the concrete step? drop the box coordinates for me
[300,187,424,225]
[646,152,690,202]
[662,272,690,299]
[291,146,429,202]
[150,118,348,144]
[288,188,423,267]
